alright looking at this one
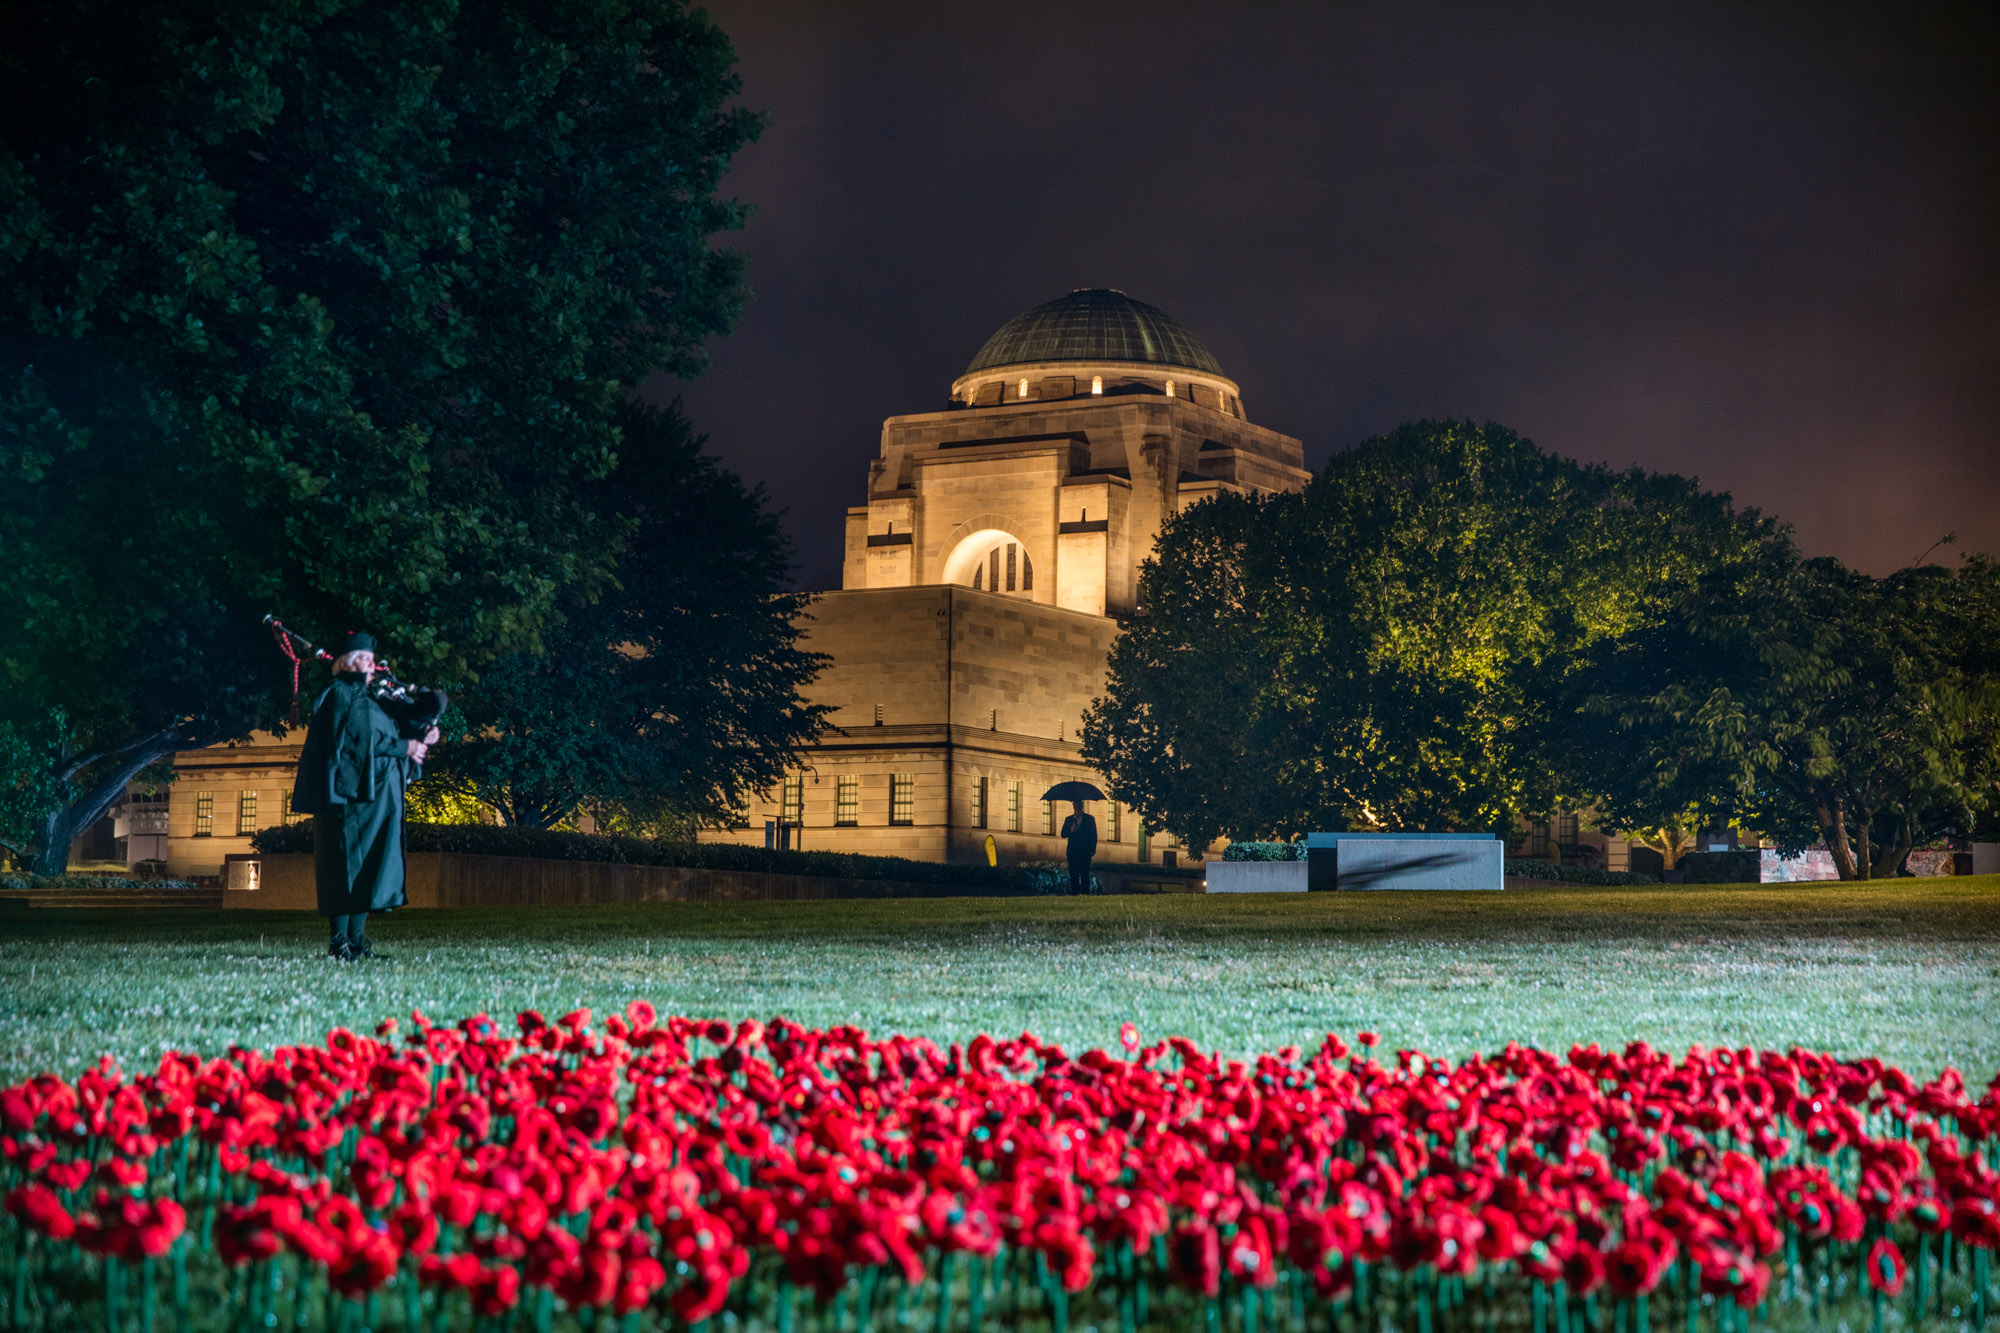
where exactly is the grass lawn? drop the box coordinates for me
[2,877,1997,1083]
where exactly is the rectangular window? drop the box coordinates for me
[1557,810,1580,847]
[781,775,804,825]
[1042,799,1056,836]
[1006,782,1021,833]
[1006,543,1017,591]
[1109,802,1122,843]
[194,792,213,837]
[237,790,257,835]
[974,777,989,829]
[890,773,914,826]
[835,776,859,827]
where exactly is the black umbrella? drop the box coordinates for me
[1042,781,1106,803]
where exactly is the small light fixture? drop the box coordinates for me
[1018,378,1029,399]
[1091,375,1103,395]
[1165,379,1176,398]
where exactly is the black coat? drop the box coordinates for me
[1061,812,1098,863]
[292,675,414,915]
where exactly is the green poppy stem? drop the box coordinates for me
[933,1253,954,1333]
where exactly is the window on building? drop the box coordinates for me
[1165,379,1176,398]
[237,791,257,836]
[1005,544,1016,591]
[1091,375,1103,395]
[194,792,213,838]
[890,774,914,826]
[1007,782,1021,833]
[782,775,804,825]
[1557,810,1579,849]
[974,777,989,829]
[1043,799,1056,836]
[835,776,859,827]
[1109,802,1122,843]
[1017,378,1029,399]
[1021,549,1033,591]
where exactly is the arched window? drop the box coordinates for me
[1018,378,1029,399]
[964,537,1032,596]
[1165,379,1176,398]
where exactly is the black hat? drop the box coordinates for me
[341,631,377,655]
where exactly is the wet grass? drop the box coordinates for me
[2,877,1996,1081]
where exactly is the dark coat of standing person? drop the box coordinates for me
[1061,802,1098,894]
[291,633,434,960]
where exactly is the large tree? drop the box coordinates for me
[418,403,830,830]
[1081,420,1783,847]
[0,0,762,871]
[1572,554,2000,879]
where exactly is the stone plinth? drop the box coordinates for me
[1205,861,1307,893]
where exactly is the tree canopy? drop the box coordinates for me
[0,0,766,870]
[1571,554,2000,878]
[418,404,829,832]
[1081,420,1783,848]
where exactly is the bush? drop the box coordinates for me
[1503,858,1660,886]
[0,873,200,891]
[1222,841,1302,862]
[250,822,1045,894]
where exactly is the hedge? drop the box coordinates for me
[249,822,1076,894]
[1502,857,1661,886]
[0,873,200,891]
[1221,840,1303,862]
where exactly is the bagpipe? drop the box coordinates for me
[263,615,449,738]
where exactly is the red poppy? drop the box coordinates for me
[1865,1238,1906,1296]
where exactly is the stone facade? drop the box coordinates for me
[160,731,307,878]
[711,290,1309,866]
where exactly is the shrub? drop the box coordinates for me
[1503,857,1661,885]
[1222,841,1302,862]
[250,822,1043,894]
[0,873,200,891]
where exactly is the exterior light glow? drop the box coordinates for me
[1018,378,1029,399]
[1091,376,1103,395]
[1165,379,1176,398]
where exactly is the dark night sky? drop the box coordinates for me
[666,2,1999,589]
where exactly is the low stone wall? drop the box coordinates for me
[225,853,1042,910]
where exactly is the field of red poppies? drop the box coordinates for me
[2,1006,1995,1331]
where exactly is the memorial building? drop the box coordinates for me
[698,289,1310,866]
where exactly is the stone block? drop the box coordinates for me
[1303,833,1503,891]
[1205,860,1307,893]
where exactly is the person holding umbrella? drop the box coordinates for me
[1044,780,1104,894]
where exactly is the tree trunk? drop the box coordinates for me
[1870,807,1916,879]
[26,732,185,876]
[1816,791,1859,880]
[1853,801,1875,881]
